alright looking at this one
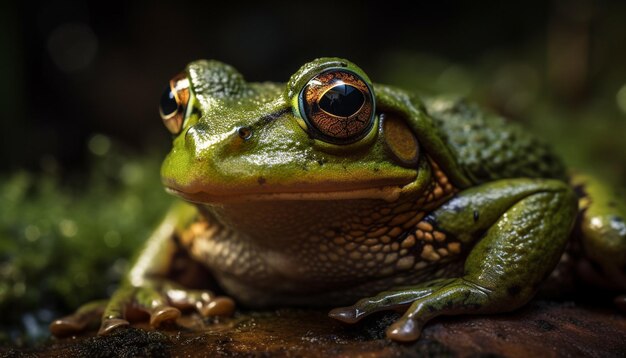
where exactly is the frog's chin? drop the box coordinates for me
[165,184,414,204]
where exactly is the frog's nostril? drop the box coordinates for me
[238,127,253,140]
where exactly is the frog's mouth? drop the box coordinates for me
[164,180,416,204]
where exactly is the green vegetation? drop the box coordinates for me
[0,138,173,345]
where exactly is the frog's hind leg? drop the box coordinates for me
[330,179,578,342]
[573,175,626,306]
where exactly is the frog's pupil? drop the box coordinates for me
[319,84,364,117]
[160,86,178,116]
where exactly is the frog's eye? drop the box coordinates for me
[299,69,375,144]
[159,73,190,134]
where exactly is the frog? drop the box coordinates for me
[50,57,626,342]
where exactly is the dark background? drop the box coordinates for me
[2,0,625,175]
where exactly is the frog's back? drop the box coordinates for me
[424,97,567,184]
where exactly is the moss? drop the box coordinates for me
[0,141,172,344]
[69,328,171,358]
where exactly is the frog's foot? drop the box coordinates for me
[50,280,235,337]
[329,278,453,324]
[98,280,235,335]
[329,278,491,342]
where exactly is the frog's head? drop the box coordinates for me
[159,58,467,204]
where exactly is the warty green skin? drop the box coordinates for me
[50,58,626,342]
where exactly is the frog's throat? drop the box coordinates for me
[165,182,420,204]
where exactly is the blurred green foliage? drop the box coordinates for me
[378,52,626,187]
[0,139,172,344]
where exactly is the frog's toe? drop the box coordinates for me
[49,300,107,337]
[384,278,491,342]
[97,283,181,335]
[49,318,84,337]
[149,305,181,326]
[99,318,130,335]
[134,284,181,327]
[329,280,451,324]
[166,287,235,317]
[386,316,422,342]
[97,288,133,335]
[328,306,362,324]
[200,296,235,316]
[331,278,494,342]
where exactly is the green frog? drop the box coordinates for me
[50,58,626,342]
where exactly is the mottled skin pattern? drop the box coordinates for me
[177,158,460,307]
[424,98,567,183]
[50,58,626,342]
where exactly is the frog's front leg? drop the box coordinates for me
[330,178,578,342]
[50,202,234,337]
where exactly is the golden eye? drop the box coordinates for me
[298,69,375,143]
[159,73,190,134]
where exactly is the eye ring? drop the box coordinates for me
[159,73,190,134]
[298,68,375,144]
[237,126,253,140]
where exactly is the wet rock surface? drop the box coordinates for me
[2,300,625,357]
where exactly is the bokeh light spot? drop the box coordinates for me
[24,225,41,242]
[616,84,626,115]
[59,219,78,238]
[88,134,111,156]
[103,230,121,248]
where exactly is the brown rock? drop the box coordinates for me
[2,300,625,357]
